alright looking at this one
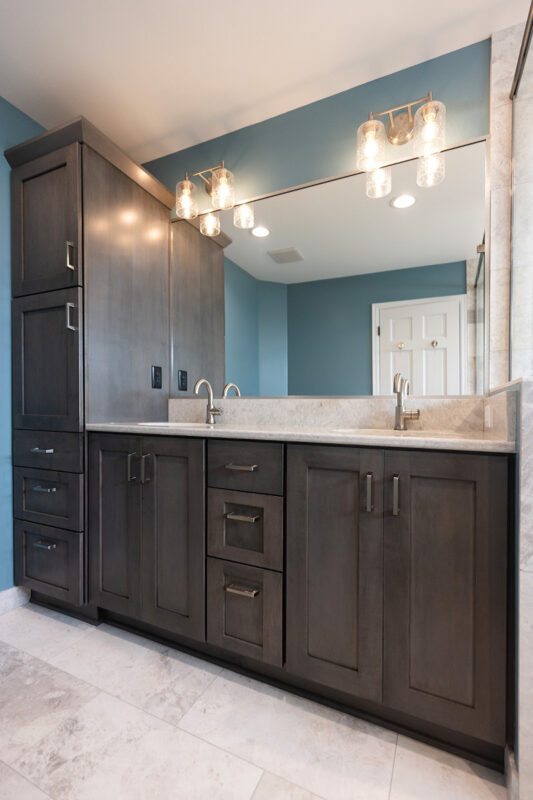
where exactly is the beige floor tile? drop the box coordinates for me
[389,736,506,800]
[0,761,50,799]
[14,692,261,800]
[180,670,396,800]
[252,771,324,799]
[50,622,221,725]
[0,604,91,661]
[0,640,32,682]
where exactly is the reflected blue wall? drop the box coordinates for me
[0,96,44,591]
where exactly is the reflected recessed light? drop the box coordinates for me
[251,225,270,238]
[390,194,416,209]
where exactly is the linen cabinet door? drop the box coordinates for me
[11,144,82,297]
[12,287,83,431]
[140,437,206,641]
[88,434,141,616]
[286,444,384,702]
[383,450,508,746]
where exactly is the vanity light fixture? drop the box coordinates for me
[176,161,236,234]
[251,225,270,238]
[175,178,198,219]
[199,211,220,237]
[234,203,255,229]
[356,92,446,197]
[390,194,416,209]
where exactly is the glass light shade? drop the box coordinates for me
[233,203,254,229]
[210,167,235,210]
[366,167,392,199]
[356,119,387,171]
[200,211,220,237]
[175,179,198,219]
[413,100,446,157]
[416,152,446,188]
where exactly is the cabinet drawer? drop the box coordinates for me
[207,558,282,666]
[207,440,284,496]
[14,520,83,605]
[208,488,283,571]
[14,467,84,531]
[13,430,83,472]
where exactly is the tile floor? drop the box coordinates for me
[0,603,507,800]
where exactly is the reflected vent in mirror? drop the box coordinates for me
[267,247,304,264]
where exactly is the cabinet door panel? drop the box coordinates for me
[383,450,508,746]
[11,144,82,296]
[286,444,384,701]
[141,436,205,641]
[12,288,83,431]
[88,434,141,616]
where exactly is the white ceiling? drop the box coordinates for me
[220,142,485,283]
[0,0,527,164]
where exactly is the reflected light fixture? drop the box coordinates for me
[199,212,220,237]
[366,167,391,199]
[390,194,416,209]
[416,152,445,188]
[234,203,255,229]
[251,225,270,238]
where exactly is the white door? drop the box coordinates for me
[373,295,466,395]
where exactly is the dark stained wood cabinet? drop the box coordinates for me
[141,436,205,639]
[383,449,508,746]
[286,444,384,702]
[10,144,82,297]
[88,433,206,641]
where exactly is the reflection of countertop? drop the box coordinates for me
[86,422,516,454]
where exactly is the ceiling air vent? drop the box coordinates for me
[267,247,304,264]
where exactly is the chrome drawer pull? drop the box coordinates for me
[66,240,76,271]
[225,463,259,472]
[32,540,57,551]
[65,302,78,331]
[393,475,400,516]
[127,452,137,482]
[225,583,260,599]
[224,512,260,524]
[365,472,373,513]
[32,486,57,494]
[30,447,54,455]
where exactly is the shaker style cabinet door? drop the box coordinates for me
[11,143,82,297]
[88,434,142,617]
[383,450,508,746]
[286,444,384,702]
[12,287,83,431]
[140,436,206,641]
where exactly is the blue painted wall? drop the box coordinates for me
[145,40,490,203]
[0,96,44,591]
[288,261,466,395]
[258,282,288,396]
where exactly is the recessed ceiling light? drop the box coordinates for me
[390,194,416,209]
[251,225,270,238]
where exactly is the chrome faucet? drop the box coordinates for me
[194,378,222,425]
[393,373,420,431]
[223,382,241,398]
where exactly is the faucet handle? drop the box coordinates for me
[393,373,403,393]
[403,378,410,396]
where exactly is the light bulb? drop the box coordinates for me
[175,179,198,220]
[356,119,387,171]
[416,152,445,188]
[234,203,254,229]
[210,167,235,210]
[366,167,392,199]
[200,211,220,237]
[413,101,446,157]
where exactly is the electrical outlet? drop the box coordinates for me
[178,370,188,391]
[151,365,162,389]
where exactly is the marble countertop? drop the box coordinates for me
[86,422,516,453]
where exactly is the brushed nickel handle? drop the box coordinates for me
[32,540,57,551]
[140,453,151,484]
[225,583,259,599]
[393,475,400,516]
[224,512,260,524]
[66,240,76,271]
[225,463,259,472]
[30,447,54,455]
[365,472,373,513]
[127,452,137,482]
[65,302,77,331]
[32,485,57,494]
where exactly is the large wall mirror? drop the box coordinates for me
[219,141,487,397]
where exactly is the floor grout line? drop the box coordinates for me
[387,735,399,800]
[0,756,56,800]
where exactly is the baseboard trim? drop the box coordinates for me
[0,586,30,615]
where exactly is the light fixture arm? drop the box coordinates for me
[368,91,432,122]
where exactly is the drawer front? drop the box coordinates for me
[14,467,84,531]
[208,488,283,571]
[207,558,282,666]
[13,430,84,472]
[14,520,83,605]
[207,440,284,496]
